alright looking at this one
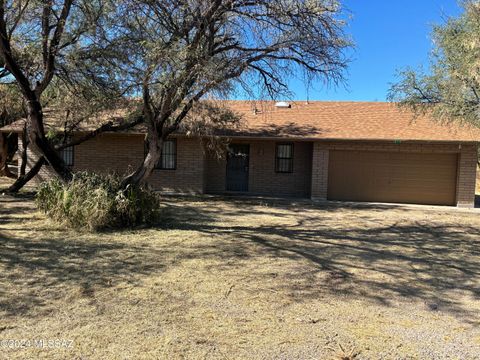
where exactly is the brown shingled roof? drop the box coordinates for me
[223,101,480,142]
[2,101,480,142]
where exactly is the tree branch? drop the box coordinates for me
[56,114,144,150]
[36,0,74,96]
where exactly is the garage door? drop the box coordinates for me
[328,151,458,206]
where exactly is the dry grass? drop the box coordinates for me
[1,178,480,359]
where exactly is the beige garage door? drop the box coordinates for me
[328,151,458,206]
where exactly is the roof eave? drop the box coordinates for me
[2,127,479,144]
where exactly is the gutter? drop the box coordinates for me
[1,126,479,144]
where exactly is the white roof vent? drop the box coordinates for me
[275,101,291,108]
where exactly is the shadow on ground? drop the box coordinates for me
[1,193,479,325]
[159,196,480,324]
[0,195,169,318]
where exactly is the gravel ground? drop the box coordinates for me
[1,179,480,359]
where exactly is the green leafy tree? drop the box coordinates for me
[389,1,480,129]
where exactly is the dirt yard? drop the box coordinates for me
[1,180,480,359]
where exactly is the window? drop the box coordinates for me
[60,146,74,167]
[157,139,176,170]
[275,143,293,173]
[44,136,74,167]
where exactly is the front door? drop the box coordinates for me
[226,144,250,192]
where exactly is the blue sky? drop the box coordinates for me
[286,0,462,101]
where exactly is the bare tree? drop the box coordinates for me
[0,1,146,190]
[0,0,77,180]
[1,0,352,191]
[114,0,352,187]
[0,0,139,183]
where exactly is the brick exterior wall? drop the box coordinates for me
[310,141,479,207]
[311,145,329,200]
[457,144,478,207]
[20,133,206,194]
[147,138,205,194]
[205,140,312,197]
[75,133,144,174]
[18,140,58,184]
[17,134,478,207]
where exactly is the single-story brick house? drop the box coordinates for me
[1,101,479,207]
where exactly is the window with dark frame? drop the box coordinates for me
[44,139,74,167]
[60,146,74,167]
[157,139,177,170]
[275,143,293,173]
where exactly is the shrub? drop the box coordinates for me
[36,172,161,231]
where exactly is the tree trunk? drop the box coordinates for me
[20,126,28,177]
[26,100,72,182]
[6,157,45,193]
[121,136,162,188]
[0,165,15,178]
